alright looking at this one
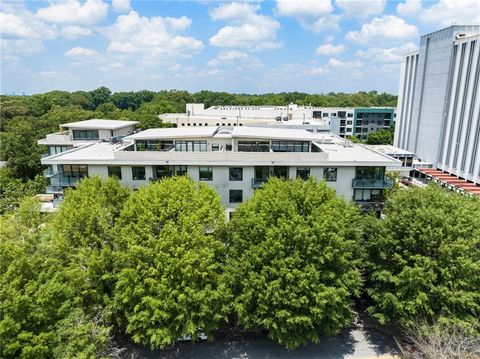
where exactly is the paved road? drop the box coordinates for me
[129,326,400,359]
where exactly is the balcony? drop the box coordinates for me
[352,177,394,189]
[251,178,268,189]
[46,186,65,194]
[43,168,57,177]
[50,175,81,187]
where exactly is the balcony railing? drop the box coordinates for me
[251,178,268,189]
[50,176,81,187]
[352,177,394,189]
[43,168,57,177]
[46,186,65,194]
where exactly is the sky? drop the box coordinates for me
[1,0,479,95]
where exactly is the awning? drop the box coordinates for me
[416,168,480,197]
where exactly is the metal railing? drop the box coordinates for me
[352,177,394,188]
[50,176,81,187]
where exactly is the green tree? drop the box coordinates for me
[224,178,362,348]
[113,177,228,348]
[0,198,111,358]
[89,87,112,108]
[365,128,394,145]
[51,176,131,309]
[362,184,480,332]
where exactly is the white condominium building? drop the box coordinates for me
[160,103,396,140]
[39,120,400,215]
[395,25,480,185]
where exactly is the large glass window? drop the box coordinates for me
[199,166,213,181]
[323,168,337,182]
[238,141,270,152]
[72,129,99,140]
[108,166,122,179]
[60,164,88,178]
[273,166,288,179]
[174,165,187,176]
[155,165,172,179]
[271,141,309,152]
[175,141,207,152]
[229,167,243,181]
[229,190,243,203]
[354,189,383,202]
[296,167,310,180]
[355,167,385,179]
[48,146,69,155]
[132,166,146,180]
[254,166,270,180]
[136,140,174,151]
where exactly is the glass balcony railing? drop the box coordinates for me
[251,178,268,189]
[352,177,394,189]
[50,176,81,187]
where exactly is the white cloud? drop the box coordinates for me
[62,25,93,39]
[316,43,346,56]
[0,11,56,39]
[102,11,203,58]
[420,0,480,27]
[207,50,262,67]
[112,0,131,13]
[346,15,418,43]
[36,0,109,25]
[396,0,422,17]
[276,0,339,33]
[328,58,363,68]
[356,42,418,62]
[276,0,333,18]
[335,0,385,18]
[64,46,99,57]
[310,66,327,76]
[209,2,281,50]
[38,70,58,79]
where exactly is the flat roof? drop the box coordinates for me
[416,168,480,197]
[232,126,319,140]
[368,145,415,156]
[126,127,218,140]
[60,119,139,130]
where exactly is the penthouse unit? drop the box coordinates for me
[160,104,395,139]
[38,119,138,194]
[395,25,480,184]
[40,124,400,215]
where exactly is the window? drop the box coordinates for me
[108,166,122,179]
[355,167,385,179]
[229,190,243,203]
[175,141,207,152]
[226,144,232,151]
[60,164,88,178]
[347,120,352,125]
[347,113,353,118]
[136,140,174,151]
[323,168,337,181]
[212,144,220,151]
[323,113,329,117]
[271,141,309,152]
[354,189,383,202]
[132,166,146,180]
[238,141,270,152]
[273,166,288,179]
[174,165,187,176]
[155,165,172,179]
[229,167,243,181]
[296,167,310,180]
[72,129,99,140]
[48,146,69,155]
[199,166,213,181]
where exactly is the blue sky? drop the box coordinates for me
[1,0,479,95]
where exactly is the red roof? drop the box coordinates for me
[416,168,480,197]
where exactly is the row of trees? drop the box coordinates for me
[1,176,479,357]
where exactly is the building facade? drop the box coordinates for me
[160,104,395,139]
[39,122,400,215]
[394,25,480,184]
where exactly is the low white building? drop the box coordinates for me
[160,104,396,140]
[39,122,400,215]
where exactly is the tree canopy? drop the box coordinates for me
[112,177,229,348]
[224,178,363,348]
[362,184,480,332]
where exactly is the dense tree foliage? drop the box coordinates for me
[112,177,229,348]
[0,197,111,358]
[224,178,362,348]
[365,127,394,145]
[362,184,480,332]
